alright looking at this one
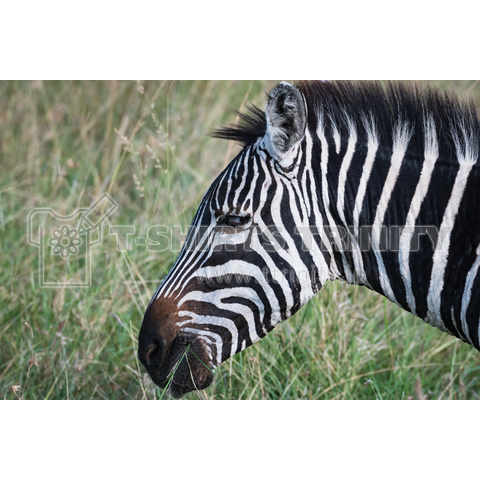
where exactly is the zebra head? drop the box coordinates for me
[138,82,328,398]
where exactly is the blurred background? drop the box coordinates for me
[1,80,480,400]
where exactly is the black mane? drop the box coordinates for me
[211,103,267,146]
[211,81,480,162]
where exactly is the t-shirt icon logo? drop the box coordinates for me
[49,225,82,259]
[28,194,118,288]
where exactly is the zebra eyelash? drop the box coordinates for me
[216,214,251,229]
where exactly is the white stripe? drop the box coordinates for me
[352,114,379,239]
[399,115,439,316]
[266,175,314,305]
[157,197,212,299]
[350,115,379,286]
[297,130,331,283]
[461,244,480,345]
[426,126,478,331]
[233,147,248,179]
[178,312,239,360]
[303,130,335,278]
[371,121,412,304]
[249,229,294,317]
[336,116,357,223]
[288,178,330,289]
[222,163,236,213]
[178,287,263,344]
[301,137,312,218]
[232,147,250,208]
[335,116,357,284]
[330,116,341,154]
[317,113,351,281]
[183,261,282,323]
[214,168,230,211]
[166,217,217,298]
[181,327,223,366]
[241,155,259,211]
[256,150,273,213]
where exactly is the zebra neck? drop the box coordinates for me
[311,122,415,306]
[308,115,480,350]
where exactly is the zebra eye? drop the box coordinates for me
[221,215,250,228]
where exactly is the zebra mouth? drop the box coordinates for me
[146,335,215,399]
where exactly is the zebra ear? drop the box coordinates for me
[264,82,307,160]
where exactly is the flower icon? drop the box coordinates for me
[48,225,82,259]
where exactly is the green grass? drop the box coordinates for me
[1,80,480,400]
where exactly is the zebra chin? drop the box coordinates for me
[138,322,215,399]
[163,340,214,399]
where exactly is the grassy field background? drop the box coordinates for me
[1,80,480,400]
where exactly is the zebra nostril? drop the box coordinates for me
[143,335,167,367]
[145,342,158,365]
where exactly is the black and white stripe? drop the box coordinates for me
[141,81,480,386]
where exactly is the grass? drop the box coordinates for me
[1,80,480,400]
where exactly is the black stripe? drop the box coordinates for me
[410,158,460,319]
[441,163,480,339]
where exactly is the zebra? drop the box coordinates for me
[138,81,480,398]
